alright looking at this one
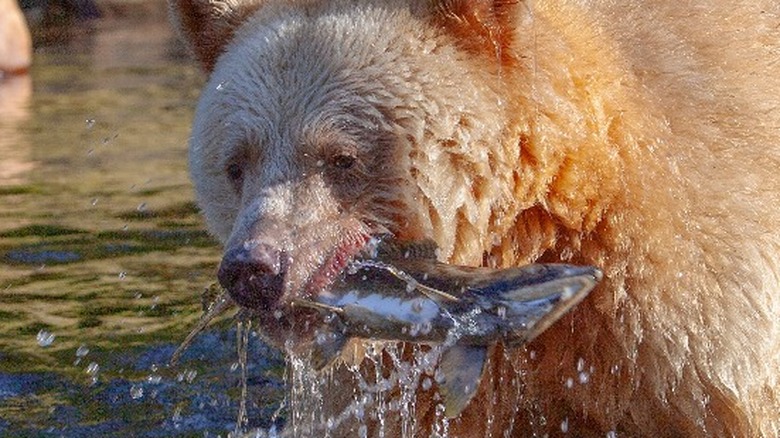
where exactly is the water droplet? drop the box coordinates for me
[561,417,569,433]
[73,344,90,365]
[130,384,144,399]
[434,368,446,384]
[36,330,55,347]
[606,431,617,438]
[578,371,590,384]
[565,377,574,389]
[171,406,182,427]
[577,357,585,372]
[422,377,433,391]
[146,374,162,384]
[185,369,197,383]
[102,133,118,145]
[315,331,328,345]
[86,362,100,386]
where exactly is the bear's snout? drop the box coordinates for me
[218,241,287,311]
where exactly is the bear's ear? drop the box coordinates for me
[430,0,521,66]
[169,0,264,72]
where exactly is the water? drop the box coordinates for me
[0,8,286,437]
[1,8,538,438]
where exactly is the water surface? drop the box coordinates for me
[0,10,284,436]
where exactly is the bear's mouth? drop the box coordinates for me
[214,222,375,349]
[217,218,374,316]
[301,230,372,299]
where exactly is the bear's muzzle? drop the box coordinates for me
[217,241,288,311]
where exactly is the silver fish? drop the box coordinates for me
[171,239,602,417]
[293,239,602,417]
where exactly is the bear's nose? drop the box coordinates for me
[218,242,286,311]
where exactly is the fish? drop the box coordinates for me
[292,238,602,417]
[171,238,602,417]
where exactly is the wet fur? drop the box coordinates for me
[170,0,780,436]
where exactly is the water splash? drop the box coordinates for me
[130,383,144,399]
[74,344,89,365]
[285,348,325,437]
[36,329,55,347]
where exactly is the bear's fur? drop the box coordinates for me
[170,0,780,436]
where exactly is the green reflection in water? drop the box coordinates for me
[0,10,279,436]
[0,13,217,356]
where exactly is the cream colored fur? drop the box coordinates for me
[171,0,780,435]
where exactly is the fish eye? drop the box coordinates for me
[331,153,357,170]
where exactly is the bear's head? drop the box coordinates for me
[172,0,522,344]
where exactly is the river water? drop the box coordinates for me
[0,8,285,437]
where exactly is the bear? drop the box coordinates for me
[168,0,780,436]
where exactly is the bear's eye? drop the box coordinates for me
[331,153,356,170]
[226,162,244,188]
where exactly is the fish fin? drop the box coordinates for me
[416,283,460,303]
[438,345,487,418]
[377,262,460,303]
[308,331,348,371]
[292,299,344,314]
[500,266,601,346]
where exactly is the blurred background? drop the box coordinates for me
[0,1,285,436]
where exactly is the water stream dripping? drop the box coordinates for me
[286,349,325,437]
[225,324,485,437]
[235,318,251,436]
